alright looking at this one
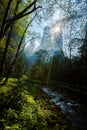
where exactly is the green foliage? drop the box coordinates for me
[29,47,87,92]
[0,77,72,130]
[0,0,29,79]
[11,56,27,78]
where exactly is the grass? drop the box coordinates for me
[0,76,76,130]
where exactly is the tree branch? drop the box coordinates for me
[6,0,39,23]
[0,0,13,40]
[4,13,37,82]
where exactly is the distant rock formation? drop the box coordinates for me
[54,32,63,52]
[41,26,52,49]
[40,25,63,54]
[25,24,65,65]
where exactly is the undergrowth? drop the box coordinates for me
[0,76,77,130]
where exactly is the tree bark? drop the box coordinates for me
[0,0,41,39]
[0,24,13,79]
[0,0,13,41]
[0,0,21,79]
[4,14,37,83]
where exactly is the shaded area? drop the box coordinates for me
[43,87,87,129]
[0,77,73,130]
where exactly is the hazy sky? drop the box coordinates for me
[24,0,87,57]
[26,8,65,52]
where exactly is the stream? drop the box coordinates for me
[42,87,87,129]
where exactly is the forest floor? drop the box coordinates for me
[0,76,81,130]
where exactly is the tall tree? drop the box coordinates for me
[0,0,41,80]
[0,0,21,78]
[0,0,41,40]
[4,14,37,83]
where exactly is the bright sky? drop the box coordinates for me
[24,0,86,57]
[25,8,64,54]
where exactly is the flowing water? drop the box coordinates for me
[42,87,87,129]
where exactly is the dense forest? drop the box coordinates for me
[0,0,87,130]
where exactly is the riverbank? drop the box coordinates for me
[26,79,87,129]
[42,87,87,130]
[0,77,74,130]
[30,79,87,105]
[48,82,87,105]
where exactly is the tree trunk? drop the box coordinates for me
[0,0,41,40]
[0,24,13,79]
[0,0,13,41]
[0,0,21,79]
[4,14,37,83]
